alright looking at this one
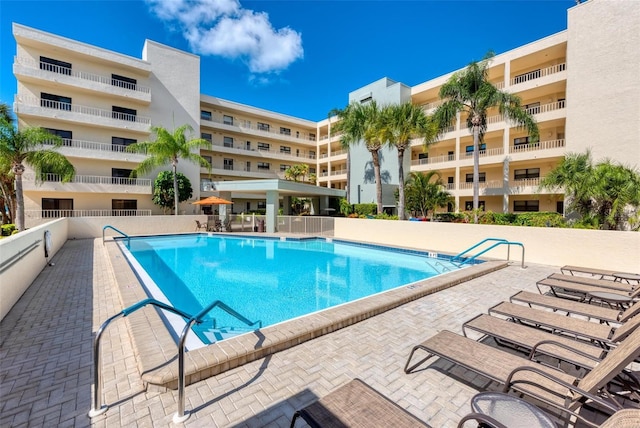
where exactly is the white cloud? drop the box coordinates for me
[146,0,303,74]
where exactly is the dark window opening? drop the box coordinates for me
[224,158,234,170]
[112,199,137,215]
[201,133,212,142]
[42,198,73,218]
[223,136,234,148]
[257,122,270,131]
[465,143,486,155]
[223,115,233,125]
[40,56,71,75]
[41,92,71,111]
[464,201,486,211]
[201,110,212,121]
[112,168,135,184]
[111,74,137,90]
[112,136,137,151]
[514,200,539,212]
[280,127,291,136]
[280,146,291,154]
[465,173,486,183]
[44,128,72,146]
[112,106,137,121]
[257,162,270,170]
[514,168,540,180]
[257,142,270,151]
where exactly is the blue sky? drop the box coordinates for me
[1,0,573,121]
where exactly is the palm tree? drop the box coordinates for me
[433,52,539,222]
[0,115,75,231]
[327,108,349,202]
[539,151,594,219]
[404,171,452,219]
[381,102,437,220]
[127,124,212,215]
[333,101,385,214]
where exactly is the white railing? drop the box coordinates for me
[525,100,565,115]
[458,180,503,190]
[476,147,504,158]
[213,140,316,160]
[421,99,445,111]
[204,116,317,142]
[41,138,145,154]
[25,209,152,219]
[411,154,455,166]
[331,149,348,156]
[207,214,335,236]
[330,169,347,176]
[15,56,151,94]
[15,95,151,125]
[512,177,541,187]
[493,81,505,89]
[509,139,565,153]
[486,114,504,125]
[510,63,566,86]
[25,173,151,187]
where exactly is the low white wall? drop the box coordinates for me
[0,218,68,321]
[334,218,640,272]
[67,215,207,239]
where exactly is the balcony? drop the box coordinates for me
[202,116,317,143]
[22,173,152,194]
[14,56,151,104]
[411,154,455,167]
[210,140,316,162]
[14,95,151,133]
[509,139,565,154]
[25,209,152,220]
[510,63,566,87]
[458,180,503,191]
[42,138,146,162]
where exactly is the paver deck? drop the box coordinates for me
[1,238,573,427]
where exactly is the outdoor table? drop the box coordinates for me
[587,290,632,310]
[470,392,557,428]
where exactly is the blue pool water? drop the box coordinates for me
[123,235,464,345]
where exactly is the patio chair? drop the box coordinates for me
[560,265,639,282]
[404,327,640,428]
[195,220,207,231]
[510,290,640,324]
[488,301,640,348]
[547,273,637,292]
[537,277,640,301]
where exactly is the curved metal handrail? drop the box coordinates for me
[89,298,262,422]
[455,240,526,269]
[102,225,130,247]
[451,238,508,263]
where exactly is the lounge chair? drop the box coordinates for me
[511,290,640,324]
[462,313,607,370]
[195,220,207,231]
[546,273,636,292]
[404,328,640,428]
[488,302,640,348]
[537,277,640,301]
[561,265,639,281]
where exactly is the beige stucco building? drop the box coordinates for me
[11,0,639,220]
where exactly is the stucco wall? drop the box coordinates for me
[0,218,68,321]
[67,215,207,239]
[334,218,639,272]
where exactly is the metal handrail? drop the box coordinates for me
[174,300,262,423]
[88,299,194,418]
[102,225,130,246]
[452,238,526,269]
[89,298,262,422]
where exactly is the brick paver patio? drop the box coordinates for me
[1,238,561,427]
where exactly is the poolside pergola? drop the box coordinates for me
[209,179,346,233]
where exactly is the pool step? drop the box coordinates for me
[199,326,256,342]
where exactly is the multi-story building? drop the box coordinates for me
[10,0,639,220]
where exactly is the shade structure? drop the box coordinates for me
[192,196,233,205]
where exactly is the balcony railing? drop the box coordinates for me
[15,95,151,125]
[330,169,347,176]
[525,100,565,115]
[458,180,503,190]
[203,116,317,142]
[464,147,505,159]
[41,138,146,154]
[212,140,316,160]
[15,56,151,94]
[512,177,541,187]
[412,154,455,166]
[510,63,566,86]
[25,209,152,219]
[509,139,565,154]
[25,173,151,187]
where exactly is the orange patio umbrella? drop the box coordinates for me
[192,196,233,205]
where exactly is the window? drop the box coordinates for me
[418,153,428,159]
[309,167,316,174]
[448,151,455,160]
[223,136,234,148]
[41,92,71,111]
[246,161,251,171]
[201,110,212,121]
[447,177,454,184]
[464,201,485,211]
[44,128,72,146]
[112,168,135,184]
[223,115,233,125]
[465,143,486,155]
[280,145,291,154]
[246,141,251,150]
[514,200,539,212]
[360,96,372,104]
[41,198,73,218]
[514,168,540,180]
[309,150,316,159]
[257,162,270,170]
[112,106,137,121]
[513,136,530,146]
[246,202,251,211]
[465,173,486,183]
[112,136,137,151]
[223,158,234,170]
[257,122,270,131]
[524,102,541,114]
[280,127,291,136]
[201,132,212,142]
[280,164,291,172]
[257,142,270,151]
[309,133,316,141]
[111,74,137,90]
[112,199,137,215]
[40,56,71,75]
[202,155,212,166]
[257,201,266,209]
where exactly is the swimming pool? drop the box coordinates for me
[121,235,466,348]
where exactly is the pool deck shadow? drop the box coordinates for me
[105,239,508,391]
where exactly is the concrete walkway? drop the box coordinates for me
[1,238,562,427]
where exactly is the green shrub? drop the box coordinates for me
[433,213,465,223]
[353,203,377,216]
[1,224,16,236]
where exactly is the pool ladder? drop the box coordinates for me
[102,225,130,246]
[451,237,526,268]
[89,298,262,423]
